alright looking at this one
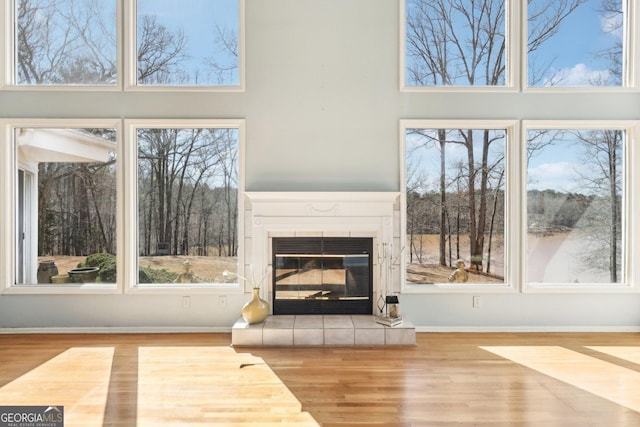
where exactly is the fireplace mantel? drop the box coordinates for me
[243,192,402,313]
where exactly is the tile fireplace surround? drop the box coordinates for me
[243,191,402,299]
[239,192,409,346]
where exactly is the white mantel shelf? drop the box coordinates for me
[242,191,402,301]
[244,191,400,202]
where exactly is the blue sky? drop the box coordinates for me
[406,1,624,194]
[137,0,239,84]
[529,0,623,86]
[526,131,585,193]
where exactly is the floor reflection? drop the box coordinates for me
[481,345,640,413]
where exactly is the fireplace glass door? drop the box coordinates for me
[272,237,373,315]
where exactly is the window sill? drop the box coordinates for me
[402,283,516,294]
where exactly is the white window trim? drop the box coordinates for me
[2,0,244,91]
[123,119,245,295]
[1,0,123,91]
[0,118,124,295]
[521,120,640,293]
[523,0,638,92]
[399,119,521,294]
[399,0,520,92]
[400,0,638,93]
[123,0,245,92]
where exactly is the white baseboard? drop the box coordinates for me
[415,326,640,333]
[0,326,232,334]
[2,325,639,334]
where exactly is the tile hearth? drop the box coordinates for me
[231,315,415,346]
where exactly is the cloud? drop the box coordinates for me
[543,63,611,87]
[601,12,623,39]
[528,161,581,192]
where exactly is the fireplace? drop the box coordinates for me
[243,191,401,317]
[272,237,373,315]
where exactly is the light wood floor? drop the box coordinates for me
[1,333,640,426]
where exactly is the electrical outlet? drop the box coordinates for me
[472,296,481,308]
[182,296,191,309]
[219,295,226,307]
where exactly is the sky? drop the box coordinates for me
[137,0,239,85]
[526,0,624,192]
[529,0,623,86]
[526,131,588,193]
[406,0,624,194]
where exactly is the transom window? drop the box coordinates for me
[134,0,240,87]
[403,0,634,89]
[9,0,242,88]
[527,0,626,87]
[15,0,118,86]
[404,0,508,87]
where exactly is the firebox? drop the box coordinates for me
[272,237,373,315]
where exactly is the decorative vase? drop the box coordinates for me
[242,288,270,324]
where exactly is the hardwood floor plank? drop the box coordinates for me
[1,333,640,425]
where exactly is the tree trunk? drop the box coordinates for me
[438,129,447,266]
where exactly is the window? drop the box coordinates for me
[132,0,241,88]
[127,120,243,288]
[403,0,635,90]
[527,0,626,87]
[525,122,626,285]
[13,0,118,86]
[9,122,120,290]
[403,121,516,288]
[403,0,509,88]
[403,120,638,292]
[8,0,243,89]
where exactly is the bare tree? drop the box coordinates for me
[595,0,623,84]
[205,25,239,84]
[527,0,588,85]
[17,0,117,84]
[406,0,584,276]
[574,129,622,282]
[136,15,188,84]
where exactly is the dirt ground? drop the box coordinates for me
[407,263,503,284]
[407,233,505,283]
[40,255,237,283]
[138,255,237,282]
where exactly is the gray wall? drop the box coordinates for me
[1,0,639,330]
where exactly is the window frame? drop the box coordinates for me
[400,0,639,93]
[521,120,640,293]
[2,0,123,90]
[123,119,245,295]
[523,0,638,92]
[0,118,123,294]
[399,0,520,92]
[124,0,245,92]
[399,119,521,294]
[2,0,245,91]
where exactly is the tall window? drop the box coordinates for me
[404,0,508,87]
[134,123,240,286]
[14,0,118,86]
[527,0,625,87]
[404,123,508,285]
[14,126,118,286]
[135,0,240,87]
[526,124,625,284]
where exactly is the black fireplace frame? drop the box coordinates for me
[272,237,373,315]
